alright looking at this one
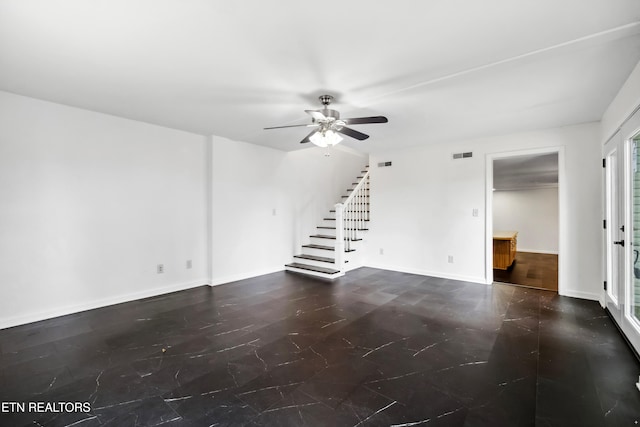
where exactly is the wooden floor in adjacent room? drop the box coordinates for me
[493,251,558,292]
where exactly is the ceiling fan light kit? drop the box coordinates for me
[309,129,342,147]
[264,95,388,149]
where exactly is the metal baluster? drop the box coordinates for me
[356,187,362,239]
[345,204,350,252]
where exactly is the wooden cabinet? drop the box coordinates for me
[493,231,517,270]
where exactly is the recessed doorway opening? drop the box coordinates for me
[486,149,562,293]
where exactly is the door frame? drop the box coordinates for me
[603,136,623,321]
[485,146,566,295]
[618,120,640,354]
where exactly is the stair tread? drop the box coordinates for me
[285,263,340,275]
[302,244,356,253]
[323,218,369,221]
[302,244,334,251]
[309,235,362,242]
[317,226,369,231]
[341,197,370,201]
[294,254,335,263]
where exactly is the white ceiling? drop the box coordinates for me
[1,1,639,152]
[494,153,558,191]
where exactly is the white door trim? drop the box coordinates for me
[603,136,623,321]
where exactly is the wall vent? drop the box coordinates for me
[452,152,473,159]
[377,161,392,167]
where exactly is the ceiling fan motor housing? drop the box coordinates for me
[319,94,334,106]
[321,109,340,120]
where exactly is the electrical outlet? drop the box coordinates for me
[272,208,276,216]
[157,264,164,274]
[447,255,454,264]
[472,208,479,217]
[186,260,192,269]
[379,248,384,255]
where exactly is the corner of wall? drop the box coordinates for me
[601,59,640,142]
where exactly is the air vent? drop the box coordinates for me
[452,152,473,159]
[377,161,392,167]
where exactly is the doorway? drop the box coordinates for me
[485,147,565,294]
[492,153,559,291]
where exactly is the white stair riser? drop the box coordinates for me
[311,231,367,243]
[285,266,343,280]
[302,247,336,258]
[301,247,356,264]
[306,237,366,248]
[318,226,368,235]
[310,236,336,245]
[316,228,337,237]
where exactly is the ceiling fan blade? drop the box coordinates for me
[337,126,370,141]
[264,124,317,130]
[342,116,388,125]
[300,130,318,144]
[305,110,326,121]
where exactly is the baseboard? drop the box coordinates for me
[517,248,559,255]
[560,289,600,301]
[209,266,284,287]
[364,263,486,285]
[0,279,210,330]
[605,308,640,364]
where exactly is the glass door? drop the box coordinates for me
[606,110,640,355]
[623,132,640,353]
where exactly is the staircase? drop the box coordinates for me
[285,166,370,279]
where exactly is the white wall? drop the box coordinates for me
[601,60,640,142]
[0,91,209,328]
[0,89,367,328]
[209,137,366,285]
[493,188,558,254]
[366,123,602,300]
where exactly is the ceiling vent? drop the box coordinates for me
[452,152,473,159]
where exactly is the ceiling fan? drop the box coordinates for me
[264,95,388,147]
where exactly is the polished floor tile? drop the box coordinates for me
[1,267,639,426]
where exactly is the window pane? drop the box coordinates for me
[632,137,640,324]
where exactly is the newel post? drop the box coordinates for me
[334,203,345,272]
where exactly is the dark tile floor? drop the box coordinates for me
[493,252,558,292]
[1,267,639,426]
